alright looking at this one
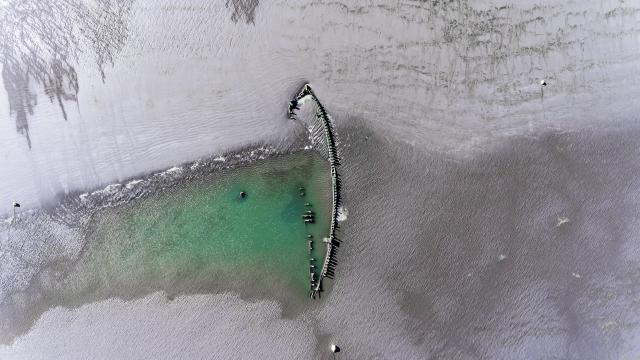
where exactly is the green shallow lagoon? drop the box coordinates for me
[62,151,332,300]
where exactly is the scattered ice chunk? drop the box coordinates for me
[105,184,121,192]
[165,166,182,174]
[601,320,618,330]
[556,217,570,227]
[91,183,121,196]
[126,179,143,189]
[498,254,507,262]
[337,206,348,222]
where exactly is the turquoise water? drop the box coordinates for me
[58,152,332,299]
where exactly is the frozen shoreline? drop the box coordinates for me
[0,132,310,219]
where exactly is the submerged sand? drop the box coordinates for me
[0,150,332,346]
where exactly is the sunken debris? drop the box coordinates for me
[288,84,342,299]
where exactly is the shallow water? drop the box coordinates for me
[86,150,330,293]
[0,150,332,344]
[77,151,331,296]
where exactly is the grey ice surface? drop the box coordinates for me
[1,0,640,359]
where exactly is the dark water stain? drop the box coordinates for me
[0,0,133,148]
[226,0,259,24]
